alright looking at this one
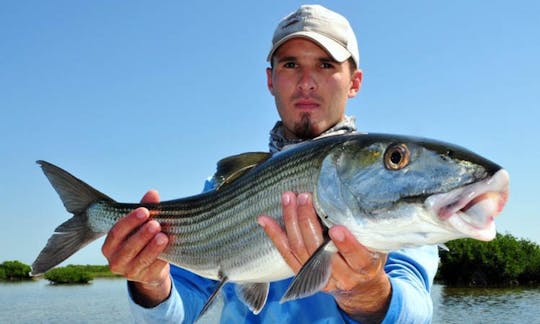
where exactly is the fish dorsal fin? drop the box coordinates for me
[281,239,336,303]
[235,282,270,315]
[214,152,271,189]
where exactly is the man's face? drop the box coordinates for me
[267,38,362,140]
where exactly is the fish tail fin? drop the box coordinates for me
[30,160,114,276]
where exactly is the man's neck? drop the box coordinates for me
[268,115,357,154]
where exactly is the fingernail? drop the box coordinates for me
[331,228,345,242]
[282,193,291,206]
[156,233,167,245]
[298,193,309,205]
[147,221,160,234]
[136,208,147,219]
[257,217,266,228]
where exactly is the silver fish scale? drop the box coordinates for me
[159,147,324,275]
[91,140,338,279]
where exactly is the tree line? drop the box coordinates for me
[436,233,540,286]
[2,233,539,285]
[0,262,118,284]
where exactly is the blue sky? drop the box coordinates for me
[1,1,539,266]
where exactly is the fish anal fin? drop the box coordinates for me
[236,282,270,315]
[281,240,336,303]
[213,152,271,189]
[197,273,228,320]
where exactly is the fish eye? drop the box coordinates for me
[384,144,410,170]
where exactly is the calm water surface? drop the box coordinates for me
[1,279,539,323]
[0,279,130,323]
[431,284,540,323]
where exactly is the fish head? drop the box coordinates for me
[315,134,509,249]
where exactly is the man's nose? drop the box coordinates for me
[297,69,317,92]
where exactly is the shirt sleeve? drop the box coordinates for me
[127,278,185,324]
[381,245,439,324]
[127,266,218,323]
[336,245,438,324]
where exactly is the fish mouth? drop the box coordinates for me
[425,169,510,241]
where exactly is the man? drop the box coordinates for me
[102,5,439,323]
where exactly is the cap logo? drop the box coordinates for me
[283,18,299,29]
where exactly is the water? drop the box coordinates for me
[0,279,131,323]
[431,284,540,323]
[1,280,539,323]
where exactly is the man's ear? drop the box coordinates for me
[266,67,275,96]
[348,69,363,98]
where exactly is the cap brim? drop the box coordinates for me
[267,31,351,63]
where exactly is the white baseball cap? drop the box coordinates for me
[267,4,359,67]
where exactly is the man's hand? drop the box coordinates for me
[102,190,172,307]
[258,192,391,323]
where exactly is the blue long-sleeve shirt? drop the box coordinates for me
[128,245,439,323]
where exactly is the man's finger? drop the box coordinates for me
[329,226,386,283]
[102,207,150,258]
[141,189,160,204]
[111,220,164,274]
[296,193,324,254]
[126,232,169,280]
[102,190,161,270]
[282,192,311,262]
[258,215,302,272]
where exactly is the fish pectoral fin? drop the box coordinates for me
[235,282,270,315]
[213,152,272,189]
[281,240,336,303]
[197,274,228,320]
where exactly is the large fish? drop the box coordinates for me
[31,133,509,315]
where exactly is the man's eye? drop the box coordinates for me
[284,62,297,68]
[321,62,334,69]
